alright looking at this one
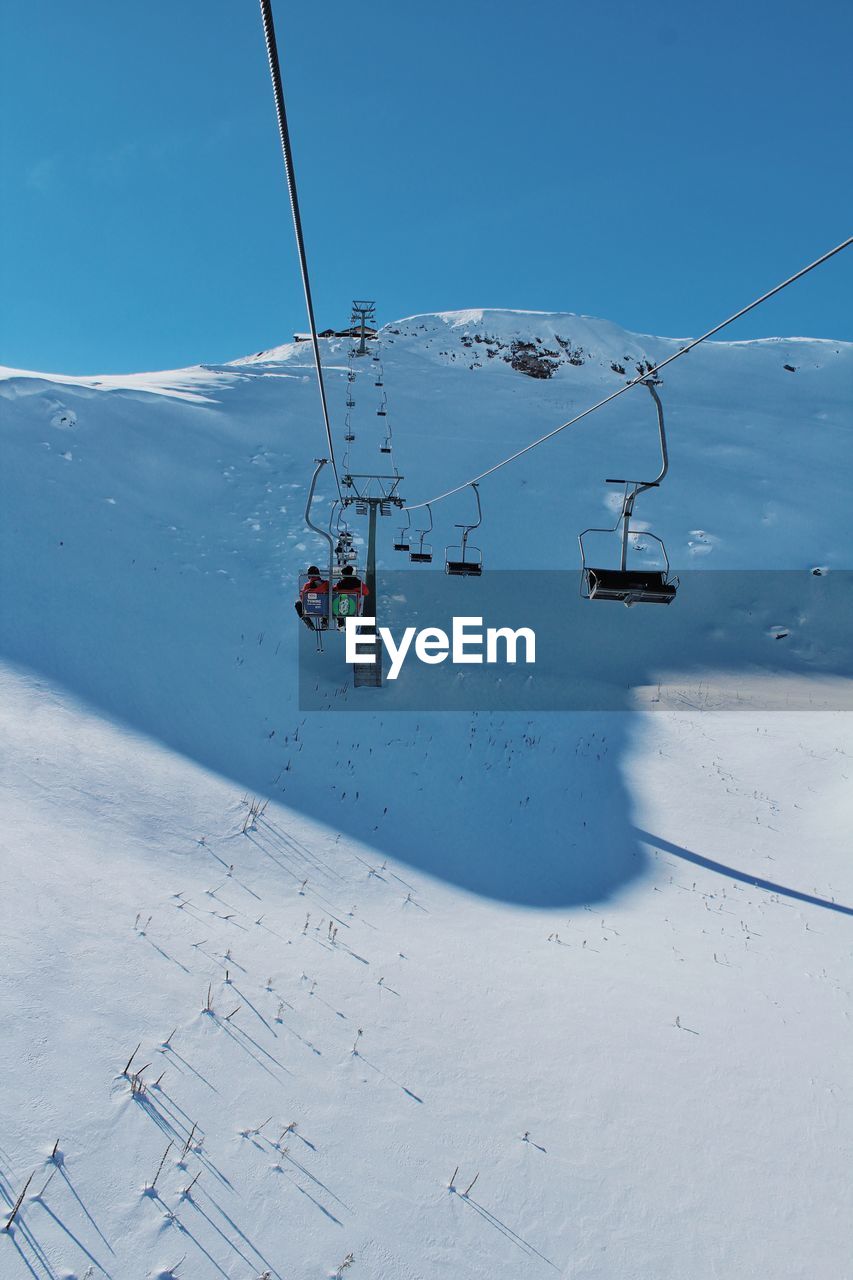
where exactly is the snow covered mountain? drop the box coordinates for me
[1,309,851,1279]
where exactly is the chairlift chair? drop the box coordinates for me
[394,510,412,552]
[333,517,358,568]
[578,380,678,606]
[336,533,358,566]
[445,483,483,577]
[410,504,434,563]
[299,461,338,650]
[380,434,392,454]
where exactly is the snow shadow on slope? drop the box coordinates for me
[0,529,642,906]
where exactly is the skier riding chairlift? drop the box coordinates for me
[295,566,329,630]
[332,564,369,628]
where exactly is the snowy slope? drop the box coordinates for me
[0,309,851,1280]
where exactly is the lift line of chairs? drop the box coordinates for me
[395,379,676,597]
[389,485,483,575]
[303,375,677,620]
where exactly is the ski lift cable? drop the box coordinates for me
[403,234,853,511]
[258,0,343,502]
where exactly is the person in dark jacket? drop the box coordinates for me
[332,564,369,627]
[335,564,369,596]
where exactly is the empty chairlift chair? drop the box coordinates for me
[410,504,434,563]
[394,511,412,553]
[445,483,483,577]
[578,379,678,606]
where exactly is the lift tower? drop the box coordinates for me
[350,300,376,356]
[342,472,404,687]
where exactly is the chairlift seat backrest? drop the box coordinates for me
[444,542,483,577]
[332,592,363,618]
[446,560,483,577]
[298,574,330,618]
[586,568,677,605]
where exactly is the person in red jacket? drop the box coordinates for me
[295,566,329,629]
[300,567,329,597]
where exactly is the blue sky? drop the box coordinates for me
[2,0,851,373]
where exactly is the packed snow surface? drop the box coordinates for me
[1,308,851,1279]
